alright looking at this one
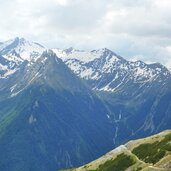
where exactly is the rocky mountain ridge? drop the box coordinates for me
[63,130,171,171]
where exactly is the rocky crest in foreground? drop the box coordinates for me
[63,130,171,171]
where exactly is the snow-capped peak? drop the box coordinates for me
[0,37,46,79]
[53,47,121,63]
[0,37,45,62]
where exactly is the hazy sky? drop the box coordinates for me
[1,0,171,67]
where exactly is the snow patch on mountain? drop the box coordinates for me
[53,48,171,92]
[53,48,114,62]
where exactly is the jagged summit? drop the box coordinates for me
[91,48,118,56]
[64,47,81,53]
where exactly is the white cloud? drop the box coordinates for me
[0,0,171,67]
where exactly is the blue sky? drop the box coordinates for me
[1,0,171,67]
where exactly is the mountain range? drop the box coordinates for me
[0,37,171,171]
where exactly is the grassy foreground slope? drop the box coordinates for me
[62,130,171,171]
